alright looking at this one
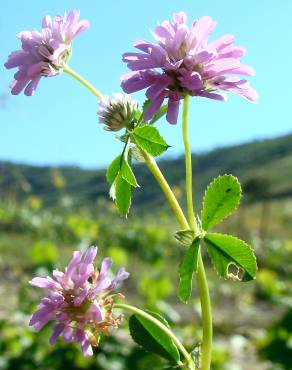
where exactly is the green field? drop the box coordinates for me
[1,133,292,369]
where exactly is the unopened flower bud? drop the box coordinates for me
[98,93,139,132]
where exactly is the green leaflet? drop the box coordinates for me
[129,311,180,364]
[120,157,139,188]
[106,155,122,184]
[106,150,139,216]
[115,173,132,217]
[204,233,257,282]
[178,239,200,303]
[133,125,170,157]
[201,175,241,230]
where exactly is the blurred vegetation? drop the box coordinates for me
[1,133,292,210]
[0,133,292,369]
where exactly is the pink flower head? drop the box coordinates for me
[121,12,258,124]
[4,10,89,96]
[29,246,129,356]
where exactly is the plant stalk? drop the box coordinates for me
[182,95,212,370]
[182,95,196,232]
[63,65,103,100]
[140,149,189,230]
[141,141,212,369]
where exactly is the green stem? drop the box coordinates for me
[182,96,212,370]
[63,65,103,100]
[140,149,189,230]
[196,256,213,370]
[182,95,196,232]
[114,303,196,370]
[141,144,212,368]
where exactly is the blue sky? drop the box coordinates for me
[0,0,291,168]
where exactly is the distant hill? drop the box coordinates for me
[1,133,292,209]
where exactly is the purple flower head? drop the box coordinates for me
[121,12,258,124]
[5,10,89,96]
[98,93,139,132]
[29,246,129,356]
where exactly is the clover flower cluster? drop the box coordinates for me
[121,12,258,124]
[98,93,139,132]
[29,246,129,356]
[4,10,257,127]
[4,10,89,96]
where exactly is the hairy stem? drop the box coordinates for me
[182,96,212,370]
[63,65,103,100]
[114,303,196,370]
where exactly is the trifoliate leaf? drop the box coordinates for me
[204,233,257,282]
[120,157,139,188]
[106,155,122,184]
[201,175,241,230]
[174,230,195,246]
[129,311,180,364]
[178,239,200,303]
[133,125,170,156]
[115,173,132,217]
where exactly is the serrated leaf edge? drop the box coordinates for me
[201,174,242,230]
[204,232,258,281]
[133,125,170,156]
